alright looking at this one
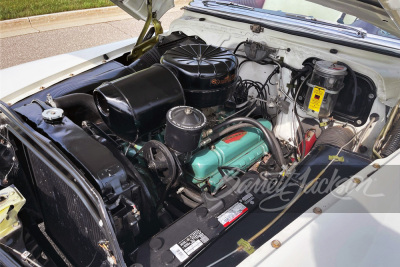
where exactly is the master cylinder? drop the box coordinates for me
[188,119,272,193]
[303,61,347,118]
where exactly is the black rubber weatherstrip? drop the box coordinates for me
[184,7,400,58]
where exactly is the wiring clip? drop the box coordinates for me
[237,238,255,255]
[328,155,344,162]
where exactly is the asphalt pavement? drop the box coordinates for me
[0,7,184,69]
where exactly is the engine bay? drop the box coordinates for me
[1,23,398,266]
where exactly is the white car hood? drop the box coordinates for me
[308,0,400,37]
[110,0,175,21]
[111,0,400,37]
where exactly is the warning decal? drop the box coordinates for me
[170,229,209,262]
[308,86,326,113]
[217,202,248,227]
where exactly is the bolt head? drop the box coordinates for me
[148,162,156,169]
[184,107,193,115]
[271,240,281,248]
[372,163,380,169]
[313,207,322,214]
[353,178,361,184]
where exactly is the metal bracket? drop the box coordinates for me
[250,24,264,33]
[127,0,164,62]
[21,251,31,261]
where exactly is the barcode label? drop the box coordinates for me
[217,202,248,227]
[170,229,209,263]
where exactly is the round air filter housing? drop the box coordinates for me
[165,106,206,153]
[161,44,238,108]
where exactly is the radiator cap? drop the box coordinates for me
[42,108,64,123]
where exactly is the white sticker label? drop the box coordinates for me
[170,244,189,262]
[170,229,209,263]
[217,202,248,227]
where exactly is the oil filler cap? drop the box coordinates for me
[42,108,64,123]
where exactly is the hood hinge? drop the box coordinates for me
[128,0,163,62]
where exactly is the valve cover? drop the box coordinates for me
[187,119,272,192]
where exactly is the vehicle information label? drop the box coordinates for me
[217,202,248,227]
[170,229,209,262]
[308,86,325,112]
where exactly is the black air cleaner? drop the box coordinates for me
[161,44,238,108]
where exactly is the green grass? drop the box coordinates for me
[0,0,115,20]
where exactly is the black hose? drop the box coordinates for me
[293,72,312,160]
[82,120,121,149]
[213,123,253,139]
[233,41,247,54]
[179,194,199,208]
[210,117,286,168]
[129,46,161,72]
[294,106,306,159]
[31,99,51,111]
[53,93,102,125]
[238,59,275,70]
[289,65,312,98]
[163,201,184,218]
[182,187,203,203]
[269,59,302,73]
[264,67,279,95]
[293,75,307,160]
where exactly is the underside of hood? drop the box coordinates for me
[110,0,174,21]
[307,0,400,38]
